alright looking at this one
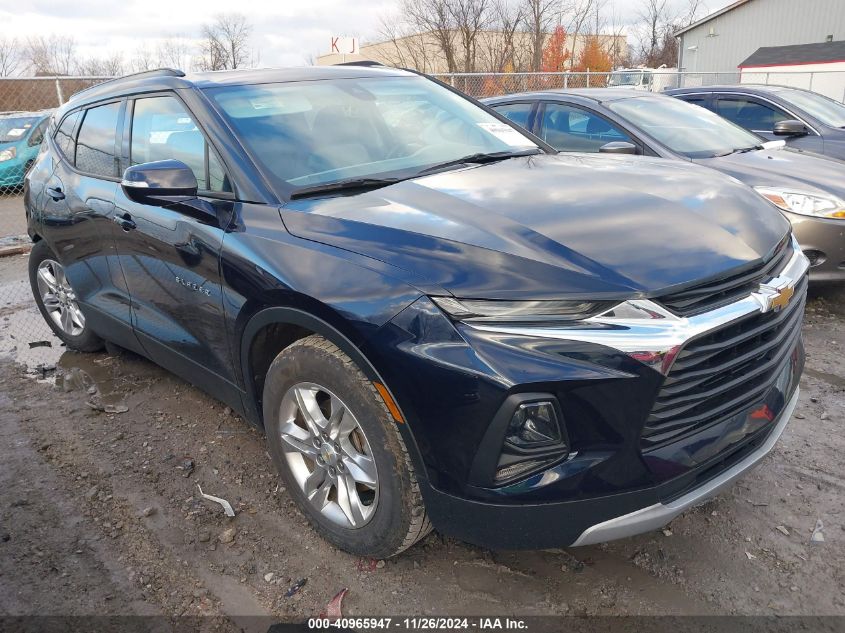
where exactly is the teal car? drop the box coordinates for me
[0,110,52,188]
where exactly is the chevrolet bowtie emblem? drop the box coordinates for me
[754,277,795,313]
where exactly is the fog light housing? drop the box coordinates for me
[506,401,561,447]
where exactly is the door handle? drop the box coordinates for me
[46,186,65,201]
[113,213,137,231]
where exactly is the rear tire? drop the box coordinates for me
[263,335,431,558]
[29,240,103,352]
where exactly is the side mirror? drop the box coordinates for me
[773,120,809,137]
[599,141,639,155]
[121,159,198,206]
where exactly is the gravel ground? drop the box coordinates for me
[1,251,844,627]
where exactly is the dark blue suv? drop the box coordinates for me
[24,66,808,557]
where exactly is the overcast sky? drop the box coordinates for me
[0,0,735,69]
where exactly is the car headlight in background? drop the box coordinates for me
[431,297,617,323]
[0,147,16,163]
[755,187,845,219]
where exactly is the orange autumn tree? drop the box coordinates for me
[573,36,613,72]
[541,26,570,72]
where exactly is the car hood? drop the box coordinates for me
[280,154,790,301]
[696,145,845,199]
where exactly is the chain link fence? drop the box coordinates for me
[432,70,845,101]
[1,76,110,371]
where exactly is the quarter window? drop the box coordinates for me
[716,97,789,132]
[54,111,81,161]
[539,103,630,152]
[130,95,231,193]
[76,102,121,177]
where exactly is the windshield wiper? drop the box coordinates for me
[415,149,542,176]
[290,177,404,199]
[713,145,764,157]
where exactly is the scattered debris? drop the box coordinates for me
[264,572,275,583]
[746,500,769,507]
[376,559,386,569]
[810,519,825,544]
[745,551,756,560]
[28,340,52,349]
[198,530,211,543]
[86,400,129,414]
[820,412,829,420]
[218,528,236,544]
[320,588,349,620]
[197,484,236,517]
[775,525,790,536]
[176,459,194,478]
[662,528,673,537]
[141,506,156,518]
[357,558,378,572]
[285,578,307,598]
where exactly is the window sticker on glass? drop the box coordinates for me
[477,122,533,147]
[7,128,26,137]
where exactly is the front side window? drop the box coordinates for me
[715,97,789,133]
[28,119,49,147]
[609,95,764,158]
[205,76,539,190]
[54,111,82,160]
[539,102,629,152]
[131,95,230,193]
[76,102,121,177]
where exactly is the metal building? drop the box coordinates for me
[676,0,845,73]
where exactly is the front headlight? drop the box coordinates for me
[0,147,16,163]
[755,187,845,219]
[430,297,617,323]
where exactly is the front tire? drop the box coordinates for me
[263,335,431,558]
[29,240,103,352]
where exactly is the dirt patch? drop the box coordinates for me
[1,266,843,623]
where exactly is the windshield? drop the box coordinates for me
[608,72,645,87]
[0,117,40,143]
[775,89,845,128]
[205,76,539,190]
[609,96,764,158]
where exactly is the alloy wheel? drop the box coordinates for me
[278,382,379,529]
[36,259,85,337]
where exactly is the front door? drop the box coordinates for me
[111,93,237,385]
[715,95,823,153]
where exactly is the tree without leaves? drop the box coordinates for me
[25,35,77,75]
[197,13,253,71]
[478,0,525,72]
[0,37,21,77]
[157,36,194,71]
[401,0,459,72]
[521,0,560,71]
[566,0,596,70]
[450,0,494,73]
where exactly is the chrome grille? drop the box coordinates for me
[658,238,792,317]
[641,273,807,448]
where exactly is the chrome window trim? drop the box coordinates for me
[466,237,809,376]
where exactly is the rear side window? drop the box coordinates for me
[76,102,121,177]
[130,95,231,193]
[54,111,81,160]
[28,119,49,147]
[492,102,534,130]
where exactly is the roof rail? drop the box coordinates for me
[69,67,186,100]
[333,60,384,67]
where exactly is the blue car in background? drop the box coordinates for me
[0,110,52,189]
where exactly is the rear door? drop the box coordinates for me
[111,92,237,386]
[39,101,137,344]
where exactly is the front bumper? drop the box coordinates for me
[573,386,798,545]
[0,162,26,188]
[789,212,845,281]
